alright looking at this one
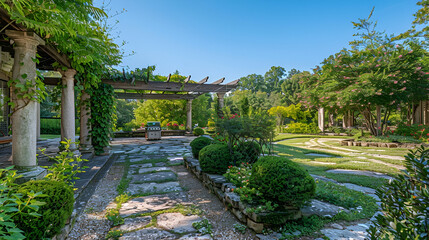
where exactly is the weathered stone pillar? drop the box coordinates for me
[6,30,45,174]
[186,99,193,132]
[217,92,225,109]
[36,102,40,139]
[79,89,92,152]
[318,108,325,132]
[60,69,77,150]
[376,105,381,136]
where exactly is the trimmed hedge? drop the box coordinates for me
[190,136,212,159]
[250,156,315,208]
[193,127,205,136]
[13,180,74,239]
[199,144,232,174]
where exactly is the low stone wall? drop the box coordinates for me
[184,157,301,233]
[340,139,427,149]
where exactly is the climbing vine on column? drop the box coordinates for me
[88,83,116,155]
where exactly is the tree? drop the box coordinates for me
[264,66,286,94]
[238,74,265,92]
[281,71,309,105]
[268,106,288,130]
[115,99,137,129]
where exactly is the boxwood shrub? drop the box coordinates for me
[13,180,74,239]
[190,136,212,159]
[250,156,315,208]
[199,144,232,174]
[193,127,205,136]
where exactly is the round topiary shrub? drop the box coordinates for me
[250,156,315,208]
[199,144,233,174]
[190,136,212,159]
[235,141,261,164]
[13,180,74,239]
[193,127,205,136]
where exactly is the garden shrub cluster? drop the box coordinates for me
[394,123,429,143]
[199,144,232,174]
[234,141,261,164]
[250,156,315,208]
[368,146,429,239]
[190,137,212,159]
[193,127,205,136]
[284,122,320,134]
[13,180,74,239]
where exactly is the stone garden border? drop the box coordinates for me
[184,157,302,233]
[340,139,428,149]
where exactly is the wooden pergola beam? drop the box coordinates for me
[212,77,225,85]
[116,93,202,100]
[103,80,237,93]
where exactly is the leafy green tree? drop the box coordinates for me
[264,66,286,94]
[238,74,265,92]
[115,99,137,129]
[281,71,309,105]
[192,94,213,127]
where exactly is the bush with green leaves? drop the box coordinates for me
[40,139,88,186]
[234,141,261,164]
[0,167,46,240]
[13,180,74,239]
[250,156,315,208]
[190,137,213,159]
[199,144,233,174]
[193,127,205,136]
[367,146,429,240]
[284,122,320,134]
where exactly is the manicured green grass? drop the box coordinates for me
[326,140,410,157]
[274,140,398,188]
[273,133,353,142]
[39,134,61,140]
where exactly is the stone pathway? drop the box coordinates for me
[69,136,388,240]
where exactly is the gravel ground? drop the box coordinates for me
[172,165,258,240]
[67,165,124,240]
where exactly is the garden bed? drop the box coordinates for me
[340,139,428,149]
[184,157,302,233]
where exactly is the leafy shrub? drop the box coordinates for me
[41,139,88,186]
[358,135,420,143]
[284,122,320,134]
[394,123,429,142]
[326,126,345,134]
[0,167,46,240]
[367,146,429,239]
[40,118,61,134]
[166,121,180,130]
[234,141,261,164]
[250,156,315,208]
[199,144,232,174]
[13,180,74,239]
[193,127,205,136]
[190,137,212,159]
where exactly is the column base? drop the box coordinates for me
[79,145,93,154]
[15,166,47,184]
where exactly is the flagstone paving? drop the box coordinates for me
[68,136,384,240]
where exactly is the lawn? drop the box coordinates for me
[272,135,408,189]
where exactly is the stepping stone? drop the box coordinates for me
[131,171,177,183]
[126,149,141,154]
[179,233,212,239]
[119,227,176,240]
[154,162,167,167]
[157,213,201,234]
[130,163,153,169]
[114,216,152,231]
[326,169,392,179]
[302,200,347,218]
[119,192,190,217]
[137,167,169,174]
[127,182,182,196]
[321,222,369,240]
[129,157,149,163]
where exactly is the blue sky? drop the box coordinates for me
[99,1,419,83]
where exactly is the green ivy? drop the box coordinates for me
[89,83,116,155]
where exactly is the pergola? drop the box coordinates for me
[104,75,239,130]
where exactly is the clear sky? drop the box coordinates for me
[98,0,419,84]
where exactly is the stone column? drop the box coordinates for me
[36,102,40,139]
[60,69,77,150]
[318,108,325,132]
[216,92,225,109]
[79,89,92,152]
[186,99,193,132]
[6,30,45,174]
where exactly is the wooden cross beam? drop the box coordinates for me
[116,92,202,100]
